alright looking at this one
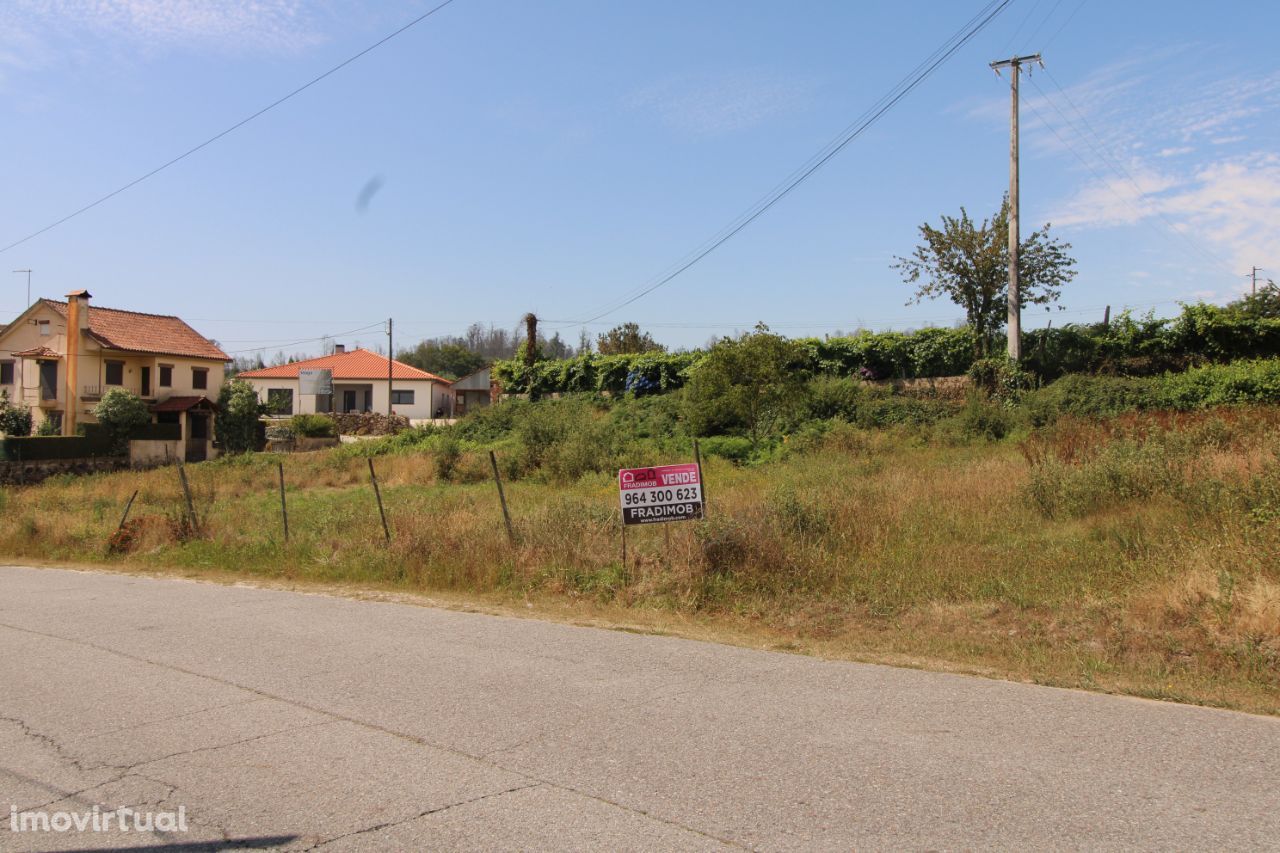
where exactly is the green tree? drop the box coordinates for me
[684,324,805,447]
[216,378,265,454]
[596,322,665,355]
[92,389,151,452]
[0,390,32,436]
[1226,280,1280,319]
[398,341,486,380]
[892,196,1076,358]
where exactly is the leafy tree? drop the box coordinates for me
[892,196,1076,358]
[1226,280,1280,319]
[0,390,32,436]
[92,389,151,452]
[684,324,806,447]
[216,378,265,454]
[597,322,665,355]
[398,341,486,380]
[545,331,572,360]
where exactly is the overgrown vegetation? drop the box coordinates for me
[4,388,1278,712]
[493,301,1280,395]
[9,297,1280,712]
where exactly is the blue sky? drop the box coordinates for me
[1,0,1276,355]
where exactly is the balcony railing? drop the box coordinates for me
[82,384,103,398]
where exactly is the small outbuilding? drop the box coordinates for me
[451,367,495,417]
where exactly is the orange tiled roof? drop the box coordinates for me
[13,345,61,358]
[236,348,449,382]
[42,299,229,361]
[151,395,219,412]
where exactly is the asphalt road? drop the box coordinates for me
[1,566,1278,851]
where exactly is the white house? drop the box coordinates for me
[238,346,454,420]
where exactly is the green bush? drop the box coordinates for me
[0,391,32,437]
[290,413,337,438]
[696,435,753,463]
[217,378,265,453]
[92,389,152,453]
[1022,359,1280,425]
[957,395,1019,441]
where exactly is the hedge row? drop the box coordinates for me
[1023,358,1280,423]
[1,434,117,461]
[81,422,182,442]
[492,304,1280,396]
[494,352,702,397]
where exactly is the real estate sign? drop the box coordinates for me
[299,369,333,396]
[618,463,704,526]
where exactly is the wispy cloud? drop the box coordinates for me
[0,1,327,59]
[627,70,815,136]
[967,46,1280,281]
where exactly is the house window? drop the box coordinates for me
[159,365,173,387]
[267,388,294,415]
[192,367,208,390]
[39,361,58,400]
[105,360,124,386]
[0,361,13,385]
[391,389,415,405]
[37,320,50,337]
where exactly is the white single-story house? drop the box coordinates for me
[238,346,454,419]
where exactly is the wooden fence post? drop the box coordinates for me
[489,450,515,545]
[118,489,138,532]
[368,457,390,542]
[694,438,707,518]
[277,462,289,543]
[177,464,198,534]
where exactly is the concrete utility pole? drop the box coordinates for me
[990,53,1042,361]
[1251,266,1264,295]
[386,317,393,416]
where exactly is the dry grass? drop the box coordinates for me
[3,406,1279,714]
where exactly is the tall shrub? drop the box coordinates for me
[216,378,264,454]
[0,390,32,437]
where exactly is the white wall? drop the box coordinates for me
[248,378,447,419]
[369,380,448,419]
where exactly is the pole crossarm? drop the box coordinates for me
[990,53,1043,73]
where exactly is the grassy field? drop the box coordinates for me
[3,403,1279,714]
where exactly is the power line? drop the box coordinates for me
[1041,0,1089,50]
[570,0,1016,326]
[1022,0,1066,46]
[0,0,459,255]
[1000,0,1048,53]
[221,322,386,356]
[1027,72,1235,274]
